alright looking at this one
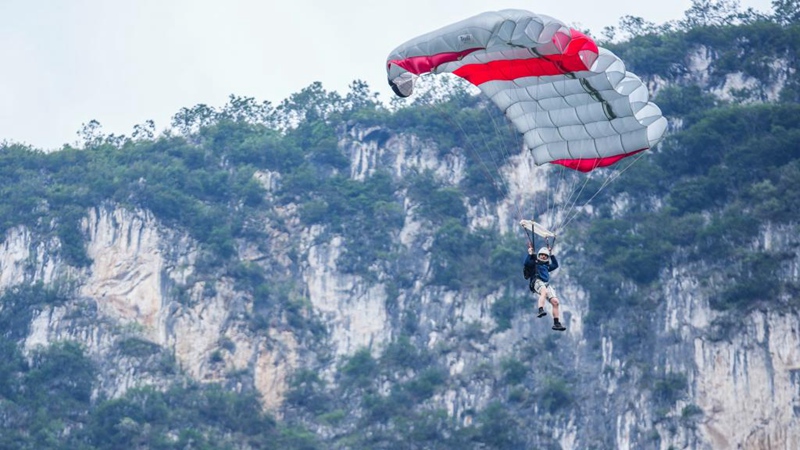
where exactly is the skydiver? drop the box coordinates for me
[523,242,566,331]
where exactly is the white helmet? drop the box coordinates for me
[537,247,550,258]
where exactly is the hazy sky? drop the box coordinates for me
[0,0,775,149]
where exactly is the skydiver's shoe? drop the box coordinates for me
[552,322,566,331]
[537,308,547,318]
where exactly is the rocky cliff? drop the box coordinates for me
[5,117,797,448]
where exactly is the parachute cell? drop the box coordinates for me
[386,9,667,172]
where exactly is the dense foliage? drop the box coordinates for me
[608,17,800,103]
[575,103,800,317]
[0,339,319,450]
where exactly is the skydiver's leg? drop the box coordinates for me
[538,285,547,310]
[535,280,547,317]
[534,279,547,308]
[548,287,566,331]
[549,296,560,320]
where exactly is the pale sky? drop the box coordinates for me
[0,0,775,149]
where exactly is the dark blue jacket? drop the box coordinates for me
[523,253,559,283]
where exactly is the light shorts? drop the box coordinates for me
[533,279,558,300]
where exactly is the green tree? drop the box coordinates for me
[772,0,800,24]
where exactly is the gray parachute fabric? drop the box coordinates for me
[386,9,667,172]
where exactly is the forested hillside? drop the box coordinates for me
[1,2,798,449]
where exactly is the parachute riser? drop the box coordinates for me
[545,235,556,252]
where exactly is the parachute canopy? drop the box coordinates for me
[386,9,667,172]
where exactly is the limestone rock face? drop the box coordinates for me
[10,206,299,410]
